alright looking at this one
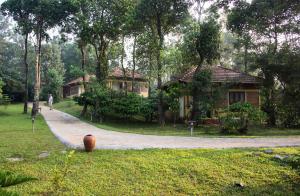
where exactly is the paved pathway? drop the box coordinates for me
[40,106,300,150]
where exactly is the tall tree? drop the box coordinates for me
[64,0,91,91]
[0,13,10,73]
[136,0,188,125]
[189,19,221,120]
[41,41,65,102]
[60,43,81,82]
[135,30,157,96]
[27,0,77,117]
[112,0,141,94]
[63,0,93,116]
[88,0,130,83]
[226,0,252,72]
[225,0,300,126]
[1,0,33,113]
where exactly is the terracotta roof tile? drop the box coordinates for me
[179,66,261,84]
[65,67,146,86]
[110,67,144,80]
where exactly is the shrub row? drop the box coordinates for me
[74,83,157,122]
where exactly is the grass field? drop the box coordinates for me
[0,104,300,195]
[54,99,300,137]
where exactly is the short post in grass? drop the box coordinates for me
[32,117,35,133]
[188,120,196,136]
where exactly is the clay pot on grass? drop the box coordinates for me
[83,134,96,152]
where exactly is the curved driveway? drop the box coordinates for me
[40,106,300,150]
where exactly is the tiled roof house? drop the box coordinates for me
[63,67,149,98]
[165,65,262,120]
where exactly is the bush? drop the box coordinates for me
[140,96,158,122]
[278,104,300,128]
[74,83,112,122]
[165,83,182,124]
[112,93,142,119]
[90,83,112,122]
[74,82,157,122]
[219,102,266,134]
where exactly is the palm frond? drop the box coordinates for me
[0,188,18,196]
[0,171,36,188]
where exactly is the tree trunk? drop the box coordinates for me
[263,22,278,126]
[265,89,276,126]
[191,61,203,121]
[173,113,177,128]
[156,15,165,126]
[120,35,127,94]
[244,42,248,73]
[94,45,101,82]
[94,37,108,83]
[23,33,29,114]
[32,28,42,117]
[132,35,137,92]
[265,75,276,126]
[80,42,88,117]
[80,43,87,91]
[148,54,152,97]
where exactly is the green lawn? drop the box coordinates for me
[0,104,300,195]
[54,99,300,137]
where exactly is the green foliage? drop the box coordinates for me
[112,93,142,119]
[1,0,33,36]
[283,155,300,171]
[0,94,11,108]
[275,46,300,128]
[0,170,36,195]
[184,17,221,121]
[83,83,112,122]
[88,0,131,81]
[219,102,266,134]
[140,94,158,122]
[181,17,221,67]
[40,41,65,102]
[75,82,159,122]
[165,83,181,114]
[135,0,188,33]
[195,19,221,65]
[41,68,65,103]
[0,171,36,187]
[61,43,82,81]
[191,68,213,119]
[225,0,300,126]
[136,0,188,125]
[51,150,75,194]
[0,78,3,98]
[0,189,15,196]
[165,83,182,124]
[0,40,26,102]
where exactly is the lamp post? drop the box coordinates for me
[32,117,35,133]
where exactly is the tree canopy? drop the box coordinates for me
[0,0,299,127]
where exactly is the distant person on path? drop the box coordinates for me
[48,94,53,110]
